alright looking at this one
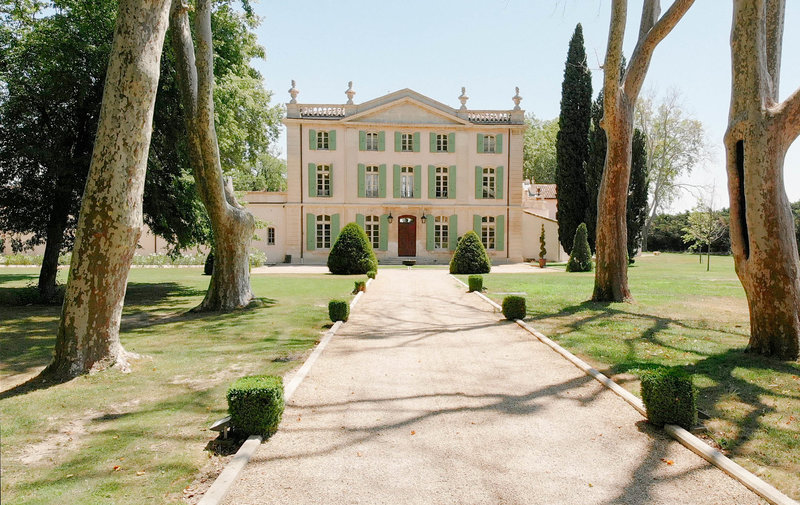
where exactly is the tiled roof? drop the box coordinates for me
[528,184,557,199]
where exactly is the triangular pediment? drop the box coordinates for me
[342,89,469,126]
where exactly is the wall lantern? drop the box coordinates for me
[420,213,428,224]
[387,212,394,223]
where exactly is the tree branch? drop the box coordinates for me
[624,0,695,101]
[773,85,800,146]
[602,0,626,122]
[765,0,785,101]
[638,0,660,42]
[169,0,196,116]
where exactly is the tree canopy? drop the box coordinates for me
[523,114,558,184]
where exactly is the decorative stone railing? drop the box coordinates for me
[299,105,347,118]
[466,111,514,123]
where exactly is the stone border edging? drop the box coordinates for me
[196,277,373,505]
[450,274,798,505]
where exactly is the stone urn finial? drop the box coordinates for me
[345,81,356,104]
[288,80,299,104]
[458,86,469,110]
[512,86,522,110]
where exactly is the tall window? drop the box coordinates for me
[316,131,329,150]
[434,216,449,250]
[435,166,448,198]
[316,215,331,249]
[401,166,415,198]
[365,165,379,198]
[401,133,414,152]
[316,164,331,196]
[365,132,379,151]
[482,167,496,199]
[267,227,275,245]
[436,133,448,152]
[365,215,380,249]
[481,216,496,250]
[483,135,496,153]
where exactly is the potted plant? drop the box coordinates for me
[538,224,547,268]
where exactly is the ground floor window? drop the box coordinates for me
[481,216,495,250]
[365,215,380,249]
[267,227,275,245]
[316,215,331,249]
[434,216,449,250]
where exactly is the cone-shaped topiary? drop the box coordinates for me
[449,230,491,274]
[204,251,214,275]
[327,222,378,275]
[566,223,592,272]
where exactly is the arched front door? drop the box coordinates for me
[398,215,416,257]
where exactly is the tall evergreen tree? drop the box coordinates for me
[585,91,605,252]
[627,128,648,260]
[555,23,592,253]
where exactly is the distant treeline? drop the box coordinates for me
[646,201,800,254]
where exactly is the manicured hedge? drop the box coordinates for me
[353,280,366,294]
[367,270,377,279]
[227,375,284,438]
[502,295,526,320]
[640,367,697,429]
[328,299,350,322]
[327,223,378,275]
[468,275,483,293]
[449,231,491,274]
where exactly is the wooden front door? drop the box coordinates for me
[398,216,416,256]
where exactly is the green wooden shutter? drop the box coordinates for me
[426,216,434,251]
[394,132,402,152]
[393,164,401,198]
[496,133,503,154]
[329,130,336,150]
[328,163,333,197]
[429,132,437,153]
[379,214,389,251]
[413,132,420,152]
[449,215,458,250]
[356,213,365,229]
[448,165,456,199]
[379,164,387,198]
[428,165,436,199]
[496,166,504,199]
[306,213,316,250]
[357,164,366,197]
[359,131,366,151]
[308,163,317,197]
[413,165,421,198]
[331,214,341,244]
[475,166,483,199]
[448,132,455,153]
[309,129,317,150]
[496,215,505,251]
[378,131,386,151]
[477,133,484,153]
[473,215,482,235]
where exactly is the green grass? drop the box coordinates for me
[461,253,800,500]
[0,267,359,505]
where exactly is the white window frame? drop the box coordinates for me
[365,132,379,151]
[483,134,496,153]
[435,166,448,199]
[434,216,449,250]
[401,166,414,198]
[365,165,379,198]
[365,215,380,249]
[436,133,448,152]
[316,215,331,249]
[481,216,496,250]
[316,164,331,197]
[401,133,414,152]
[482,167,496,199]
[267,227,275,245]
[317,131,329,150]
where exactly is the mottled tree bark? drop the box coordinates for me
[170,0,255,311]
[725,0,799,360]
[46,0,171,378]
[593,0,694,301]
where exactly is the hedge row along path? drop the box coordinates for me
[223,269,760,504]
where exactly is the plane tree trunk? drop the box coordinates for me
[725,0,800,360]
[170,0,255,311]
[46,0,172,378]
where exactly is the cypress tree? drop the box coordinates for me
[627,128,648,261]
[556,23,592,253]
[585,91,605,252]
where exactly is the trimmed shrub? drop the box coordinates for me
[328,299,349,322]
[327,222,378,275]
[566,223,593,272]
[227,375,284,438]
[468,275,483,292]
[640,368,697,429]
[449,231,491,274]
[539,224,547,260]
[502,295,526,320]
[249,249,268,267]
[366,270,377,279]
[353,280,366,294]
[204,252,214,275]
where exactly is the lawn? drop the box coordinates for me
[0,267,360,505]
[461,253,800,500]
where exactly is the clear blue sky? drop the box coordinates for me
[250,0,800,212]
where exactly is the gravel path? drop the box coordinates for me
[224,269,762,505]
